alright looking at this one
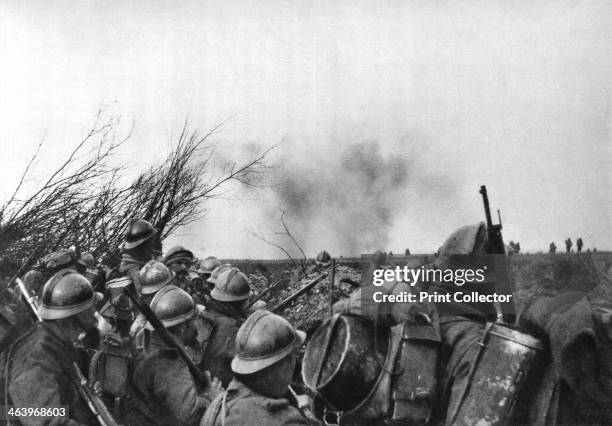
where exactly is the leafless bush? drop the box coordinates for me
[0,111,272,277]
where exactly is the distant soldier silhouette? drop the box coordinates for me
[565,238,573,253]
[405,248,411,256]
[515,242,521,254]
[549,242,557,253]
[576,238,583,253]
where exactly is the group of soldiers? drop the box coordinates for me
[549,237,585,254]
[0,218,611,425]
[1,219,309,425]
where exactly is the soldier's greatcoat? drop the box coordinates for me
[198,300,246,387]
[5,321,96,426]
[132,333,212,426]
[201,378,310,426]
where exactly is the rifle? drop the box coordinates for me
[328,259,335,318]
[270,272,328,314]
[108,278,210,388]
[245,280,280,310]
[479,185,516,322]
[15,278,42,322]
[73,362,120,426]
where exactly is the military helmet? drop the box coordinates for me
[124,219,156,249]
[140,260,174,295]
[164,245,194,265]
[207,263,233,285]
[434,222,488,271]
[232,310,306,375]
[315,251,332,268]
[42,249,76,271]
[197,256,222,276]
[76,251,96,269]
[211,268,250,302]
[146,285,195,330]
[39,269,96,320]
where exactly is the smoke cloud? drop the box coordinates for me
[267,139,435,256]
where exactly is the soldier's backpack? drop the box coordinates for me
[88,333,135,421]
[302,313,441,425]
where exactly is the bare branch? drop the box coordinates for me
[281,215,307,262]
[249,228,298,267]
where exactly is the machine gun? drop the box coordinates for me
[479,185,505,255]
[479,185,516,322]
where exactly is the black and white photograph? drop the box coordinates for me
[0,1,610,425]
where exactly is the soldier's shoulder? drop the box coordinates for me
[204,306,242,326]
[229,395,308,424]
[134,346,180,375]
[10,325,65,367]
[148,347,180,361]
[12,324,48,349]
[134,348,185,386]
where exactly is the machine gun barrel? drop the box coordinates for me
[480,185,505,254]
[479,185,494,227]
[479,185,515,323]
[270,272,328,313]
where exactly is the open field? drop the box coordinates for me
[224,252,612,333]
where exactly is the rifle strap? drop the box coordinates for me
[391,317,441,423]
[448,321,495,425]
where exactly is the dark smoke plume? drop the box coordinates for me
[270,140,413,255]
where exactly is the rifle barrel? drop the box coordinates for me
[73,362,119,426]
[270,272,328,313]
[245,280,279,310]
[479,185,493,227]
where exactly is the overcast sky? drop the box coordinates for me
[0,0,610,258]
